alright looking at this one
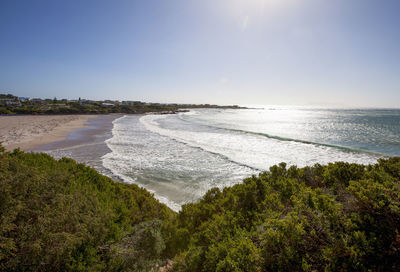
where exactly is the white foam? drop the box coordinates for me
[139,114,379,170]
[102,114,248,212]
[102,152,182,212]
[101,112,382,212]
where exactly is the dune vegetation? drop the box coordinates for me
[0,146,173,271]
[0,146,399,271]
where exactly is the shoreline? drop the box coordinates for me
[35,114,122,176]
[0,114,99,151]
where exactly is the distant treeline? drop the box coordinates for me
[0,93,244,115]
[0,146,399,271]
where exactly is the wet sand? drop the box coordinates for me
[0,115,97,151]
[36,114,122,173]
[1,113,123,187]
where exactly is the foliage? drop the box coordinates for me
[0,148,173,271]
[168,159,400,272]
[0,94,244,115]
[1,145,399,271]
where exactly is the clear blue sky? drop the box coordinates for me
[0,0,399,107]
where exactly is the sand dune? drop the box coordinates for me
[0,115,97,151]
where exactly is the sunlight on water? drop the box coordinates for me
[102,108,399,211]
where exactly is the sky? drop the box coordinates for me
[0,0,399,107]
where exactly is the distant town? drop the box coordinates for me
[0,93,244,115]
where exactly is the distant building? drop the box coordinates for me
[18,97,29,102]
[6,101,21,107]
[0,98,13,103]
[121,100,142,106]
[101,103,115,107]
[79,99,96,105]
[30,98,45,104]
[80,99,95,103]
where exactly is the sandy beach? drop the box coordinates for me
[0,115,97,151]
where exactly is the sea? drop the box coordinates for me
[39,107,400,211]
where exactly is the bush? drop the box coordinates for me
[169,158,400,272]
[0,148,173,271]
[1,145,399,271]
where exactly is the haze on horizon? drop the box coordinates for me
[0,0,399,108]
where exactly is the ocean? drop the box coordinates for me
[40,107,400,211]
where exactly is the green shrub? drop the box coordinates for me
[1,145,399,271]
[0,148,173,271]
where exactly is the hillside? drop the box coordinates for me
[0,146,174,271]
[168,158,400,271]
[0,146,399,271]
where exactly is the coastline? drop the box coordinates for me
[0,115,98,151]
[35,114,122,175]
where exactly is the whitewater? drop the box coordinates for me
[102,108,400,211]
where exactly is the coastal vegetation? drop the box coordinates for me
[0,146,399,271]
[169,159,400,271]
[0,146,173,271]
[0,93,244,115]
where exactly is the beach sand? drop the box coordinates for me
[0,115,97,151]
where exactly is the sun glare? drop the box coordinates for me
[228,0,292,29]
[225,0,294,31]
[232,0,289,13]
